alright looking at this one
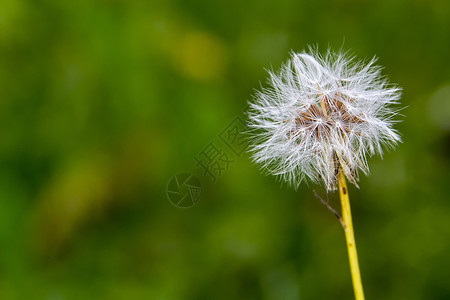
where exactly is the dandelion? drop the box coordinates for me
[248,48,402,300]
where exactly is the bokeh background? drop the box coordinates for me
[1,0,450,299]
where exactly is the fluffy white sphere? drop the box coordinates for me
[248,49,402,191]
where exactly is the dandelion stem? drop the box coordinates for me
[338,172,365,300]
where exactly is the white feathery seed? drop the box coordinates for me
[248,48,402,191]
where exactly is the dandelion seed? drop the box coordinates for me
[248,48,402,191]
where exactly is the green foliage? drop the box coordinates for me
[1,0,450,299]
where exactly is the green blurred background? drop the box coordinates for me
[1,0,450,299]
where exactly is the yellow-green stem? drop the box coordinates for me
[338,172,365,300]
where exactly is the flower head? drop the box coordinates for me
[248,48,402,191]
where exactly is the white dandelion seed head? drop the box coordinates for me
[248,48,402,191]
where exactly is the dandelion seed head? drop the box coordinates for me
[248,48,402,191]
